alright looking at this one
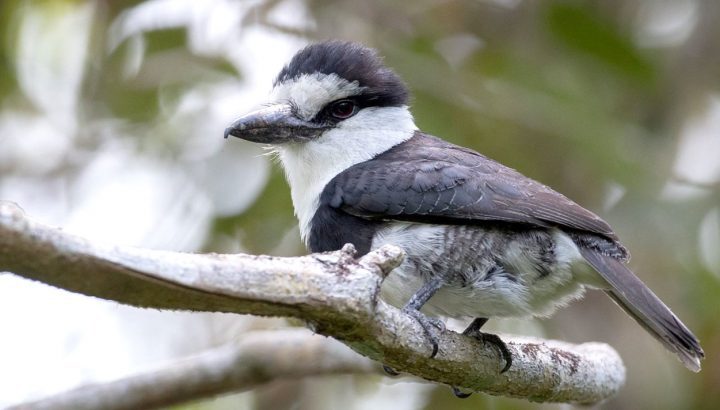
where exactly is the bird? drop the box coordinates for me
[224,40,704,383]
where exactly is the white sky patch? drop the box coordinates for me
[108,0,255,54]
[603,181,627,212]
[659,180,712,201]
[662,95,720,200]
[674,95,720,184]
[0,276,250,407]
[195,139,270,217]
[15,1,94,138]
[354,379,435,410]
[698,208,720,278]
[64,141,213,251]
[0,112,72,175]
[486,0,523,9]
[435,33,484,70]
[266,0,316,31]
[635,0,698,48]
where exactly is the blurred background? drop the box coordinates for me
[0,0,718,409]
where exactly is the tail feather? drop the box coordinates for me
[579,247,704,372]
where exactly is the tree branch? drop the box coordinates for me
[0,201,625,405]
[7,329,377,410]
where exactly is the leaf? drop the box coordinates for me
[546,3,655,85]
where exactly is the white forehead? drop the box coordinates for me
[272,73,364,120]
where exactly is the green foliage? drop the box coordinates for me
[546,2,656,85]
[0,1,19,97]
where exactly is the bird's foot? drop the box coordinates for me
[448,318,511,399]
[465,329,512,374]
[401,307,445,358]
[451,386,473,398]
[382,364,399,376]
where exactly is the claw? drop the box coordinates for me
[483,333,512,373]
[382,364,400,376]
[402,307,445,358]
[451,386,473,398]
[448,330,510,400]
[465,329,512,373]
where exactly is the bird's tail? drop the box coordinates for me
[579,248,704,372]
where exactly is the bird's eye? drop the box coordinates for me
[329,100,358,119]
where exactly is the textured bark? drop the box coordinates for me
[0,201,625,407]
[7,330,376,410]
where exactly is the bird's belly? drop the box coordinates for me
[374,223,587,319]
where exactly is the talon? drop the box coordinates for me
[467,331,512,373]
[451,386,473,398]
[463,319,512,373]
[481,333,512,373]
[401,307,445,358]
[430,341,439,358]
[382,364,400,376]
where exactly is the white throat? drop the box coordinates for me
[277,105,417,244]
[269,73,418,244]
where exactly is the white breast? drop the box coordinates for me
[277,106,417,243]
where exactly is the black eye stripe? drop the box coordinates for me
[311,94,395,124]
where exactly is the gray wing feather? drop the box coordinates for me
[324,132,620,244]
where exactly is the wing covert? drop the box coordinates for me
[321,132,620,243]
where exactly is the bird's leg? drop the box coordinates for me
[451,317,512,399]
[381,277,445,376]
[400,276,446,358]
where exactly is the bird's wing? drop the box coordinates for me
[321,133,705,369]
[321,132,623,248]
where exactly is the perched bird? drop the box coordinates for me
[225,41,704,380]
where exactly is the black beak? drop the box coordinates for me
[224,104,329,144]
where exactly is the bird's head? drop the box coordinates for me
[224,41,412,145]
